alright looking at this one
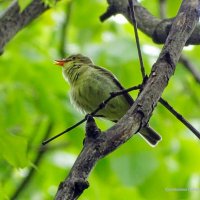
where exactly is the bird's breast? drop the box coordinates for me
[69,69,131,121]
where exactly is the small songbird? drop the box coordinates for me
[55,54,161,146]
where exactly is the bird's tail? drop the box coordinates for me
[139,126,162,146]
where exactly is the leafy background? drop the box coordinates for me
[0,0,200,199]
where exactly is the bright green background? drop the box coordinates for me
[0,0,200,199]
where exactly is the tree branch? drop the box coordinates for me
[159,98,200,139]
[0,0,58,54]
[157,0,200,84]
[128,0,146,78]
[100,0,200,45]
[55,0,200,199]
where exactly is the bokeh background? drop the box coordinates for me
[0,0,200,199]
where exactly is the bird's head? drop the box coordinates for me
[54,54,93,69]
[55,54,93,84]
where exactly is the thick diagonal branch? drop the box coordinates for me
[0,0,58,54]
[55,0,200,199]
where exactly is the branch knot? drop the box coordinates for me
[85,115,101,140]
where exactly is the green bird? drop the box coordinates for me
[55,54,161,146]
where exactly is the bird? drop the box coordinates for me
[54,54,161,146]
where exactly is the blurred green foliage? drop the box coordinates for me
[0,0,200,199]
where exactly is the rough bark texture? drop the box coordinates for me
[0,0,51,54]
[55,0,200,199]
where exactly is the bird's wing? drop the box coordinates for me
[91,64,134,106]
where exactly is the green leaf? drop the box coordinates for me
[18,0,32,11]
[111,152,159,186]
[0,134,28,168]
[0,183,9,200]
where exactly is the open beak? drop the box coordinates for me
[54,59,66,67]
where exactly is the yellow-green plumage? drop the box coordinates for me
[59,54,161,146]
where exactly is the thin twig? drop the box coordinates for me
[42,85,141,145]
[128,0,146,78]
[90,85,141,116]
[159,98,200,139]
[42,118,86,145]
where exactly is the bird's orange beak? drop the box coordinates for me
[54,59,66,67]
